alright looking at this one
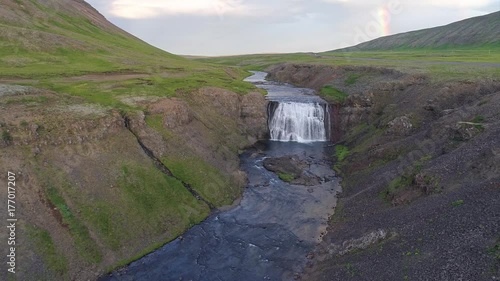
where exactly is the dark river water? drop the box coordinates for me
[101,72,341,281]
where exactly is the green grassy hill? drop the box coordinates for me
[330,10,500,52]
[0,0,255,100]
[0,0,187,76]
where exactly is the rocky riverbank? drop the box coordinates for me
[267,63,500,280]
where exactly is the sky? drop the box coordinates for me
[85,0,500,56]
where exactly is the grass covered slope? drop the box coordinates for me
[0,0,183,76]
[331,10,500,51]
[196,47,500,81]
[0,0,256,100]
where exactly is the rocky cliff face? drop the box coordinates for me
[267,64,403,141]
[0,84,267,280]
[266,63,500,280]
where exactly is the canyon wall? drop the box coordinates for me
[0,85,267,280]
[267,63,500,280]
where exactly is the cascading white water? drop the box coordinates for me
[269,102,328,142]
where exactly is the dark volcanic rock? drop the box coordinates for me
[267,63,500,281]
[386,116,413,136]
[263,155,321,186]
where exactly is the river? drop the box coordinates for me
[101,71,341,281]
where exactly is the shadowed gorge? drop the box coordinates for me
[100,72,340,281]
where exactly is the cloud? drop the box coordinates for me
[420,0,497,8]
[109,0,249,19]
[320,0,498,9]
[106,0,321,23]
[86,0,500,56]
[320,0,395,7]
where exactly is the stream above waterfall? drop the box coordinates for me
[249,71,332,142]
[101,71,340,281]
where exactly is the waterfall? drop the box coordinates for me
[268,102,330,142]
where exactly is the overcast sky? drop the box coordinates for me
[85,0,500,56]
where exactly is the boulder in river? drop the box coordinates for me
[263,155,321,186]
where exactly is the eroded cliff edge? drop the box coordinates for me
[267,64,500,280]
[0,85,267,280]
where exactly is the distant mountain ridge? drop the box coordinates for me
[0,0,185,77]
[331,10,500,52]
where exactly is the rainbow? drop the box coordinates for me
[377,6,391,36]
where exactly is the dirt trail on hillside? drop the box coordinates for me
[317,54,500,68]
[0,71,187,84]
[55,73,150,82]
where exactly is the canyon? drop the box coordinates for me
[0,1,499,280]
